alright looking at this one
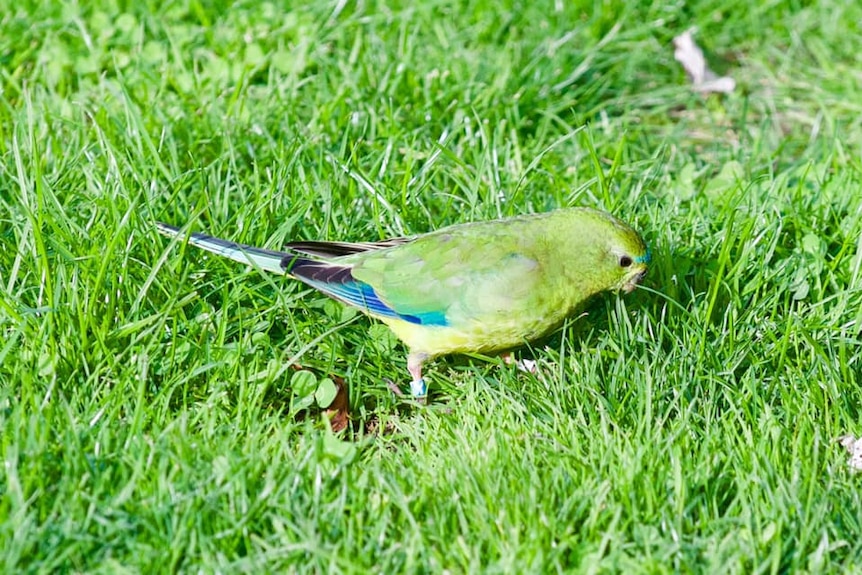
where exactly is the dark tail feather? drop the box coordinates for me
[156,222,291,275]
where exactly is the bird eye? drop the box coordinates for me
[619,255,633,268]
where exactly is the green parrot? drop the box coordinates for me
[157,207,649,397]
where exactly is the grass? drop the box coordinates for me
[1,0,861,571]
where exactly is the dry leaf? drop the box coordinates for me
[673,30,735,94]
[837,434,862,472]
[324,376,350,432]
[288,363,350,432]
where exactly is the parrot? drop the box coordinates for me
[156,207,650,398]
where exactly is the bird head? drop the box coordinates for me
[615,249,650,293]
[558,208,650,296]
[604,221,650,294]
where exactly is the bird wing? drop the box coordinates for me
[348,225,545,329]
[248,237,430,322]
[281,254,445,324]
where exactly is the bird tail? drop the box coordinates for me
[155,222,290,275]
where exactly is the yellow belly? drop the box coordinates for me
[380,315,557,358]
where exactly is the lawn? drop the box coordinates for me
[1,0,861,572]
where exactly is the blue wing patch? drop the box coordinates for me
[283,254,449,326]
[407,310,448,326]
[304,278,449,327]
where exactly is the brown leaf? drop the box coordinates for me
[323,376,350,432]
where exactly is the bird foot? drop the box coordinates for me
[385,379,405,397]
[516,358,538,374]
[406,352,428,401]
[385,378,427,403]
[502,353,538,374]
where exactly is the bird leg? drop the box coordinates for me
[407,352,429,398]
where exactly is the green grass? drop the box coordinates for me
[2,0,862,571]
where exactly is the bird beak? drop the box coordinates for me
[621,268,647,293]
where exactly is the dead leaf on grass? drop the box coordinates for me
[673,30,736,94]
[323,375,350,432]
[837,434,862,472]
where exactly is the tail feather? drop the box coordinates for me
[157,221,430,324]
[286,238,411,258]
[155,222,290,275]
